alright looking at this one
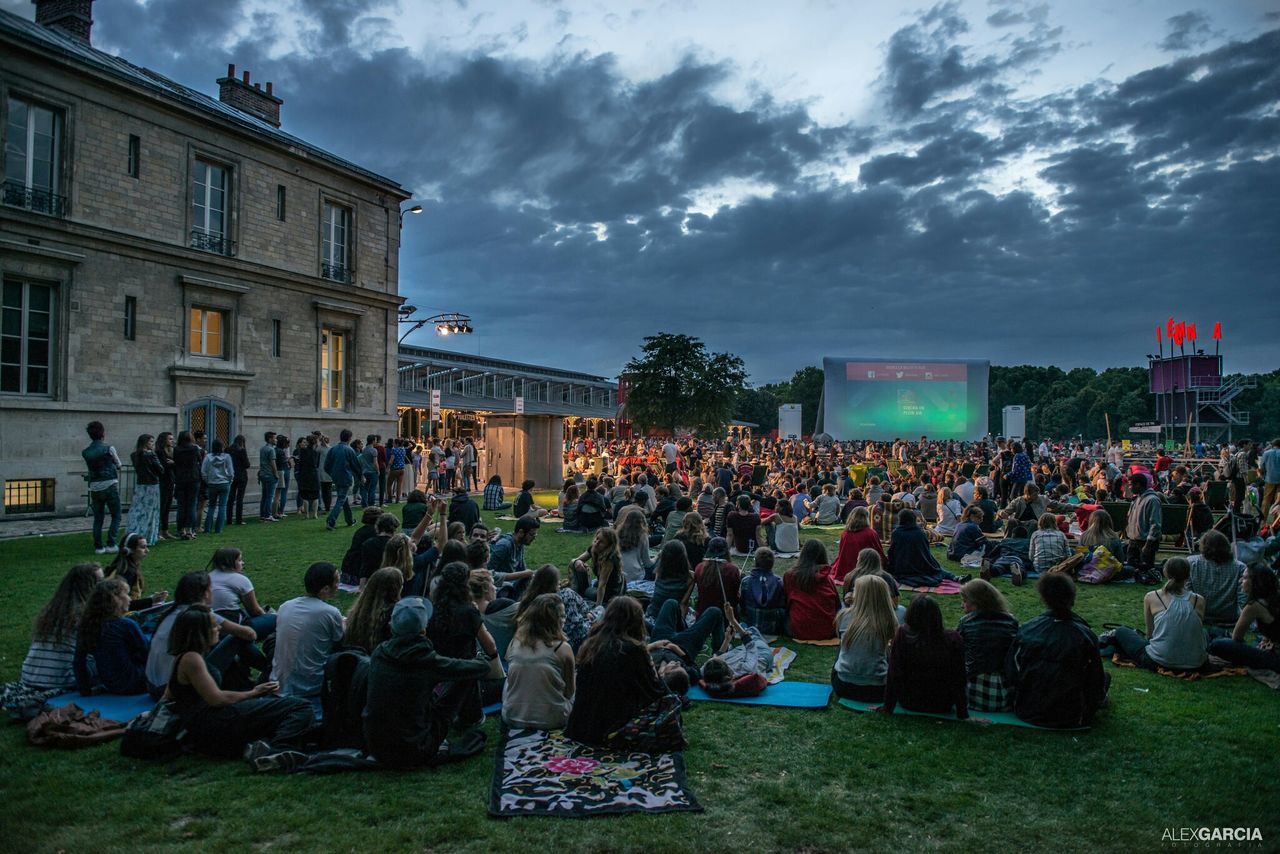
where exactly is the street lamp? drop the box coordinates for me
[398,307,474,344]
[399,202,423,226]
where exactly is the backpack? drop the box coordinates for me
[321,648,371,749]
[119,700,186,760]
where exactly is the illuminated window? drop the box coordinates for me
[4,478,55,514]
[188,307,226,358]
[320,328,345,409]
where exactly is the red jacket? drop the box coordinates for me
[829,527,887,585]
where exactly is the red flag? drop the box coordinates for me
[1156,325,1162,342]
[1167,317,1175,338]
[1212,322,1222,340]
[1188,323,1196,341]
[1174,322,1185,347]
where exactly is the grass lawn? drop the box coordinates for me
[1,502,1277,853]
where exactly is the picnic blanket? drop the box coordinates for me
[900,580,964,595]
[792,637,841,646]
[688,681,831,708]
[45,691,154,723]
[1108,654,1248,681]
[489,728,703,818]
[836,698,1088,731]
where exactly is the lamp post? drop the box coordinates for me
[399,202,423,227]
[398,306,474,344]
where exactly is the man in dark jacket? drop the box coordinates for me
[324,429,364,531]
[1006,574,1109,729]
[448,484,480,531]
[363,598,490,768]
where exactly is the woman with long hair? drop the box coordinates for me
[20,563,102,691]
[164,605,313,758]
[428,562,499,728]
[74,578,149,695]
[842,547,903,616]
[783,539,840,640]
[380,532,421,598]
[1104,557,1206,672]
[157,431,176,540]
[881,595,973,721]
[516,564,597,651]
[831,506,886,582]
[1208,566,1280,670]
[503,593,575,730]
[172,430,202,539]
[760,498,800,555]
[674,511,710,569]
[294,436,321,519]
[614,505,653,584]
[570,527,625,606]
[126,434,164,546]
[1077,509,1122,557]
[886,508,964,588]
[933,487,963,536]
[105,532,167,610]
[832,574,897,701]
[647,540,694,622]
[228,435,251,526]
[145,570,263,697]
[565,596,685,751]
[958,579,1019,712]
[343,567,405,653]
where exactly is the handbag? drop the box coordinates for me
[120,700,186,760]
[607,693,687,753]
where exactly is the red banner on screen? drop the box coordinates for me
[845,362,968,382]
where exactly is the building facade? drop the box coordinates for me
[0,2,410,517]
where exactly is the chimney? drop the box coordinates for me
[216,63,284,128]
[32,0,94,44]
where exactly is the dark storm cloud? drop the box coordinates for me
[1158,11,1217,52]
[63,1,1280,376]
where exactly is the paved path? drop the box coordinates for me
[0,515,94,540]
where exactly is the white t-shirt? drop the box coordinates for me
[210,570,255,613]
[146,605,227,688]
[271,596,344,697]
[662,442,678,464]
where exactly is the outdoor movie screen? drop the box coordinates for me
[821,358,990,441]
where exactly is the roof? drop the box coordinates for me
[0,9,407,194]
[399,387,616,420]
[399,345,616,388]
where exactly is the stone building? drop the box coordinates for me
[0,1,411,517]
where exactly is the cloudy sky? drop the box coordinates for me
[9,0,1278,382]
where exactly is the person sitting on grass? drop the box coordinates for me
[363,597,492,768]
[146,571,263,699]
[646,540,695,622]
[342,567,405,654]
[840,548,903,621]
[783,540,841,640]
[725,495,763,556]
[759,498,800,554]
[1207,566,1280,672]
[973,485,1002,534]
[1007,573,1109,729]
[566,596,688,752]
[805,484,842,525]
[932,487,963,536]
[206,548,275,647]
[831,506,886,582]
[674,511,710,569]
[1102,557,1207,672]
[570,527,624,606]
[18,563,102,694]
[502,593,575,731]
[488,516,540,598]
[427,562,499,732]
[517,565,598,652]
[946,506,989,564]
[1187,530,1246,630]
[578,477,611,531]
[831,574,897,703]
[483,475,511,512]
[739,548,787,636]
[271,562,345,703]
[886,509,967,588]
[104,532,167,610]
[560,484,582,532]
[512,480,546,519]
[693,536,742,620]
[958,579,1019,713]
[165,606,314,760]
[1029,513,1071,575]
[402,489,430,530]
[879,595,978,722]
[74,577,150,696]
[1077,509,1124,559]
[340,506,383,586]
[447,483,481,531]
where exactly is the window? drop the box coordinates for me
[191,159,232,254]
[321,202,351,282]
[276,184,286,221]
[1,279,56,395]
[320,328,345,409]
[4,478,55,514]
[124,296,136,341]
[188,306,227,358]
[127,134,140,178]
[3,97,64,216]
[271,318,281,357]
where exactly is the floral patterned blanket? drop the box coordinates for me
[489,728,703,818]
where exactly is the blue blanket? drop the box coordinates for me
[688,681,831,708]
[836,698,1089,730]
[46,691,154,722]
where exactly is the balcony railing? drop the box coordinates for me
[2,181,66,217]
[321,262,352,283]
[190,229,235,256]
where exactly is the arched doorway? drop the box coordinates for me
[184,397,236,445]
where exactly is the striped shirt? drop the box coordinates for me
[20,636,77,690]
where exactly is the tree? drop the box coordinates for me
[622,334,747,435]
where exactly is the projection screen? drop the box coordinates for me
[822,358,990,441]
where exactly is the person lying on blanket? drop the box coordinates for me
[699,612,775,698]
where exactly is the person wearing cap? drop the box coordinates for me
[692,537,740,620]
[363,597,492,768]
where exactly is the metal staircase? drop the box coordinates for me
[1197,374,1255,426]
